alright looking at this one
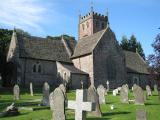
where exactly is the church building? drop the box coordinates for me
[6,9,149,89]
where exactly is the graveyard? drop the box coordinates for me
[0,0,160,120]
[0,86,160,120]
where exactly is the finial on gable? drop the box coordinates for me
[90,1,94,13]
[106,8,109,17]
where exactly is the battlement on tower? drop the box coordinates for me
[80,12,108,23]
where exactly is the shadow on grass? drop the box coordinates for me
[0,112,29,118]
[145,103,160,106]
[102,111,131,116]
[67,118,111,120]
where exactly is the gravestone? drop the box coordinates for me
[68,89,95,120]
[97,85,106,104]
[133,85,145,105]
[13,84,20,100]
[59,84,66,95]
[30,82,33,96]
[49,92,54,110]
[136,109,147,120]
[42,82,50,106]
[120,84,129,103]
[146,85,152,96]
[154,84,158,92]
[51,87,66,120]
[113,89,118,96]
[0,103,19,117]
[87,85,102,117]
[106,80,109,91]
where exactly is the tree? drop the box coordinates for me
[120,34,145,59]
[148,33,160,81]
[0,29,12,73]
[120,35,129,51]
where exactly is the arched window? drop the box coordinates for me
[101,22,105,29]
[82,24,85,30]
[96,21,99,27]
[33,64,36,73]
[86,22,89,28]
[38,65,41,73]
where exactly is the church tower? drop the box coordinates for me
[78,7,109,39]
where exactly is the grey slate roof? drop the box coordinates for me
[59,62,88,75]
[16,32,76,63]
[71,29,107,58]
[124,50,149,74]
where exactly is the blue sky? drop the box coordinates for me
[0,0,160,57]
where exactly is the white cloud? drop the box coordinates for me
[0,0,47,32]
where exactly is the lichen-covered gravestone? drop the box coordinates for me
[59,84,66,95]
[51,87,66,120]
[97,85,106,104]
[42,82,50,106]
[13,84,20,100]
[87,85,102,117]
[146,85,152,96]
[30,82,33,96]
[120,84,129,103]
[49,92,54,110]
[133,85,145,105]
[136,109,147,120]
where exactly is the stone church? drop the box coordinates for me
[6,9,149,89]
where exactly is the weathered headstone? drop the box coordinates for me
[146,85,152,96]
[113,89,118,96]
[13,84,20,100]
[42,82,50,106]
[59,84,66,95]
[87,85,102,117]
[49,92,54,111]
[0,103,19,117]
[133,85,145,105]
[97,85,106,104]
[68,89,95,120]
[136,109,147,120]
[51,87,66,120]
[30,82,33,96]
[120,84,129,103]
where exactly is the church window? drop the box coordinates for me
[38,65,41,73]
[86,22,89,28]
[96,21,99,27]
[33,64,36,73]
[82,24,85,30]
[101,22,105,29]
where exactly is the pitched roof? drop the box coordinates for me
[124,50,149,74]
[59,62,88,75]
[16,32,76,63]
[71,29,107,58]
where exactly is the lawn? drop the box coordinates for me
[0,88,160,120]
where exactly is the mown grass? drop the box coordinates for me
[0,88,160,120]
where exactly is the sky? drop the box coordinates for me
[0,0,160,57]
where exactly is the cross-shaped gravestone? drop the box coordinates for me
[68,89,95,120]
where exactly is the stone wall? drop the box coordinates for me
[69,74,88,89]
[72,54,94,86]
[93,28,126,89]
[22,59,57,87]
[127,73,149,89]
